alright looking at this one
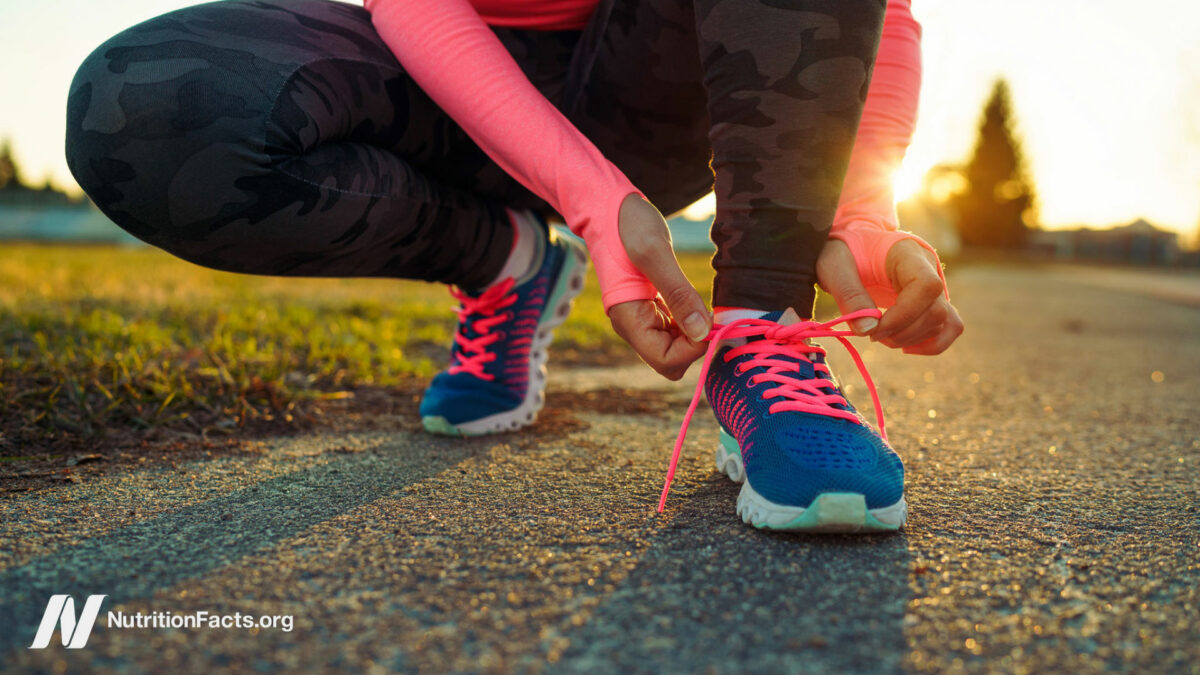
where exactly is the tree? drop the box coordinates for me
[0,138,23,191]
[950,79,1037,248]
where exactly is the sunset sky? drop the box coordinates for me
[1,0,1197,237]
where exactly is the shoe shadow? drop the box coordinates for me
[551,476,911,674]
[0,432,487,656]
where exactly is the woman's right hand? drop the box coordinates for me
[607,194,712,380]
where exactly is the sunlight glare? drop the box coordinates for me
[679,191,716,221]
[892,158,926,202]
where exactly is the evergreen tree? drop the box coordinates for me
[951,80,1037,248]
[0,138,21,191]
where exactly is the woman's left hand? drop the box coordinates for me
[607,194,711,380]
[817,238,964,355]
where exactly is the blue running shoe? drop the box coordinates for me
[659,308,906,532]
[420,215,588,436]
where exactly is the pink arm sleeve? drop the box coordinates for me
[363,0,656,310]
[830,0,948,308]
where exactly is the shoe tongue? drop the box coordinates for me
[748,307,802,324]
[738,307,802,331]
[776,307,803,325]
[718,308,800,349]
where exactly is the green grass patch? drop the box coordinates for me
[1,243,728,448]
[2,242,838,451]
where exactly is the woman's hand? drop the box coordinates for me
[608,194,711,380]
[817,237,963,355]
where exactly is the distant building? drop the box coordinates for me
[0,202,141,244]
[0,181,85,208]
[666,197,965,259]
[666,215,716,253]
[1027,219,1182,266]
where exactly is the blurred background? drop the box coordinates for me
[2,0,1198,452]
[3,0,1199,260]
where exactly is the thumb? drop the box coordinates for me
[818,241,879,336]
[636,238,710,342]
[618,195,711,342]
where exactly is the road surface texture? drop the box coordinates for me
[2,263,1198,673]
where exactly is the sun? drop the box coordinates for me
[891,158,927,203]
[679,192,717,221]
[674,159,930,220]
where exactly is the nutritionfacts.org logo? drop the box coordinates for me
[28,594,294,649]
[29,594,108,649]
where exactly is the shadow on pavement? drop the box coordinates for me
[552,476,911,674]
[0,436,483,655]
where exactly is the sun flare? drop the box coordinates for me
[891,158,928,203]
[679,191,717,221]
[677,161,930,222]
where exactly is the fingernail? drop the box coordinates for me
[855,318,879,335]
[684,312,709,341]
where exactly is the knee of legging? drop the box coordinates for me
[64,18,276,253]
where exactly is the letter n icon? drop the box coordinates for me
[29,595,108,649]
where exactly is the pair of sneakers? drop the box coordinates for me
[420,212,905,532]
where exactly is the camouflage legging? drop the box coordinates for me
[66,0,883,310]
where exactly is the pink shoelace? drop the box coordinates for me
[657,308,888,512]
[447,279,518,381]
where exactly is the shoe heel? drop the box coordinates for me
[715,428,745,483]
[540,226,588,332]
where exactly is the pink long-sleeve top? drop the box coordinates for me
[364,0,935,311]
[470,0,597,30]
[364,0,654,311]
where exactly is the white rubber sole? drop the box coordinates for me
[715,430,907,532]
[423,226,588,437]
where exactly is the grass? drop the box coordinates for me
[1,242,733,452]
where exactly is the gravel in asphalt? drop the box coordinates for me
[2,264,1198,674]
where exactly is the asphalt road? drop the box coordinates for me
[2,263,1198,673]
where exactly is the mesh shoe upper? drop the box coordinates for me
[657,308,904,512]
[705,337,904,509]
[419,221,568,426]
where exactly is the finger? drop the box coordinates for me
[610,300,707,379]
[621,224,710,343]
[884,299,949,347]
[873,256,943,341]
[901,306,965,355]
[642,243,710,341]
[816,240,879,335]
[630,328,707,379]
[652,297,673,333]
